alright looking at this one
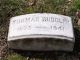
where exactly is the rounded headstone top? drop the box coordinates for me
[8,13,74,41]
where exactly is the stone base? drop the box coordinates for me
[8,38,74,51]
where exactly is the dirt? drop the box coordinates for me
[0,0,80,60]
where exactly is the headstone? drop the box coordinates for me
[8,13,75,51]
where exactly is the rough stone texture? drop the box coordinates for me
[8,38,74,51]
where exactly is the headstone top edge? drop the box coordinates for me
[10,13,71,20]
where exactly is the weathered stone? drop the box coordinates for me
[8,13,75,51]
[8,38,74,51]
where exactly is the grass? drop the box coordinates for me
[7,50,80,60]
[8,53,26,60]
[0,0,80,60]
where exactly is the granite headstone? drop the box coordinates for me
[8,13,75,51]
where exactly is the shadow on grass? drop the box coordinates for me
[73,28,80,53]
[8,28,80,60]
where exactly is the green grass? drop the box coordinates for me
[8,53,26,60]
[0,0,80,60]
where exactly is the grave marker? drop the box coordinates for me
[8,13,75,51]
